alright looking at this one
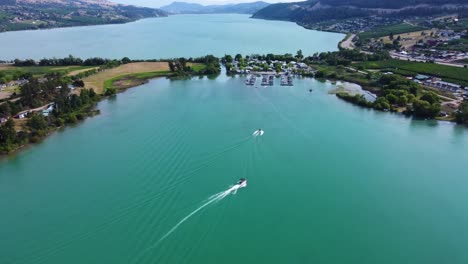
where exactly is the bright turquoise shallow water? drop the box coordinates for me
[0,14,343,60]
[1,75,468,264]
[1,14,468,264]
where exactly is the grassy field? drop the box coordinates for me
[0,65,95,79]
[188,63,206,72]
[83,62,170,94]
[104,71,172,91]
[380,29,437,49]
[356,59,468,86]
[358,23,428,40]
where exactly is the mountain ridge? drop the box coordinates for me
[252,0,468,26]
[161,1,270,15]
[0,0,167,32]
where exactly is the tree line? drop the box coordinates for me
[169,55,220,77]
[0,74,100,153]
[13,55,123,67]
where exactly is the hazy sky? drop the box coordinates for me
[112,0,301,8]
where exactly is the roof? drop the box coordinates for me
[415,74,430,80]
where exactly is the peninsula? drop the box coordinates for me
[0,0,167,32]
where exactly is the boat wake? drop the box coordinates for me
[133,180,247,263]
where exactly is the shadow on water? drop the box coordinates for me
[106,94,118,104]
[206,73,220,80]
[452,123,468,138]
[409,117,440,128]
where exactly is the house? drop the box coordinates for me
[16,112,30,119]
[42,104,55,117]
[415,74,430,81]
[423,79,461,92]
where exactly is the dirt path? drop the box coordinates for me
[67,67,99,76]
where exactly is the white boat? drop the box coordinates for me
[252,129,264,136]
[237,178,247,188]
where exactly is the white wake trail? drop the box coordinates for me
[133,183,246,263]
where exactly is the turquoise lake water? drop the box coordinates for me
[1,14,468,264]
[1,75,468,263]
[0,14,343,60]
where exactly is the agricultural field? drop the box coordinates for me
[358,23,428,40]
[0,65,95,82]
[83,62,170,94]
[356,59,468,86]
[380,29,438,49]
[104,71,172,91]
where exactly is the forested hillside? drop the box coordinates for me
[0,0,167,32]
[253,0,468,24]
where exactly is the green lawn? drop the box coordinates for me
[189,63,207,73]
[104,71,172,90]
[356,59,468,86]
[358,23,428,40]
[0,65,94,81]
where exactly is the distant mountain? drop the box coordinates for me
[253,0,468,24]
[0,0,167,32]
[161,1,270,14]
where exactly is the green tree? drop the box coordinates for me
[0,103,12,117]
[315,70,326,78]
[373,97,390,110]
[121,57,131,64]
[0,119,16,151]
[275,62,282,73]
[296,49,304,60]
[397,95,408,107]
[420,92,439,104]
[412,99,440,118]
[386,93,398,105]
[27,113,48,133]
[456,101,468,125]
[223,55,233,63]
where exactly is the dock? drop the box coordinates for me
[245,75,256,86]
[245,73,294,87]
[280,74,293,86]
[261,74,274,86]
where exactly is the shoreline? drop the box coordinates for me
[1,72,465,158]
[0,15,171,35]
[0,54,219,159]
[0,75,159,159]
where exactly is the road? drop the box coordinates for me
[340,34,355,50]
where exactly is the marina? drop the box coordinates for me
[245,73,294,87]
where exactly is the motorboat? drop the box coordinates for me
[237,178,247,187]
[252,129,264,136]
